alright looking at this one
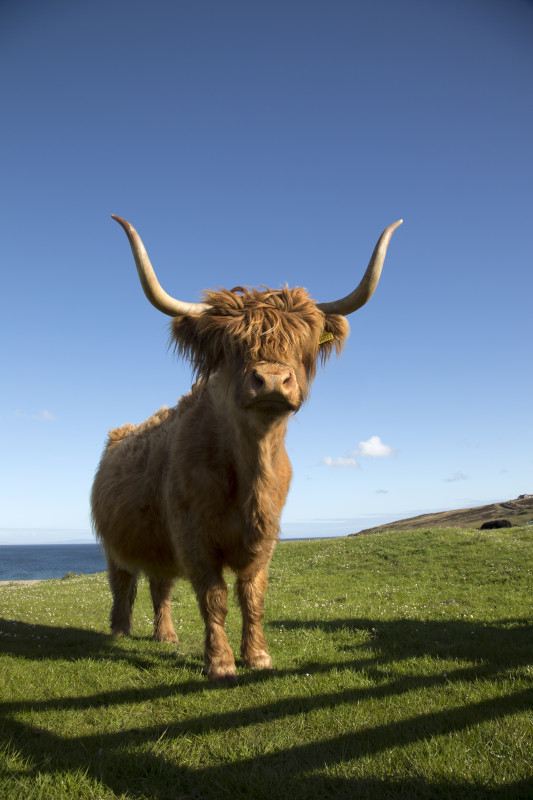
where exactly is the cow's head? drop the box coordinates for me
[111,216,402,425]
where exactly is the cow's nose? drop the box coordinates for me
[251,366,296,396]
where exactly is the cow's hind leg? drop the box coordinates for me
[237,567,273,671]
[107,559,138,637]
[149,577,179,643]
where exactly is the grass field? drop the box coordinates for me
[0,528,531,799]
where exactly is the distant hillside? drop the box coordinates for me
[351,496,533,536]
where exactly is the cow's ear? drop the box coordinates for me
[318,314,350,362]
[170,315,226,379]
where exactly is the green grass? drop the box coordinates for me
[0,528,531,799]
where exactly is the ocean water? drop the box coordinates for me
[0,544,107,581]
[0,535,345,582]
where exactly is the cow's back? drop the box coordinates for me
[91,405,182,578]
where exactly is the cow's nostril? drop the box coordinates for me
[252,370,265,390]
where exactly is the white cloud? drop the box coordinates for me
[353,435,395,458]
[444,472,468,483]
[321,456,360,469]
[321,435,395,470]
[15,409,57,421]
[375,488,389,494]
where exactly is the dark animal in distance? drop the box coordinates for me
[480,519,512,530]
[91,215,402,683]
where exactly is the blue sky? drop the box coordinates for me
[1,0,532,544]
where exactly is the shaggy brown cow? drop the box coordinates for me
[480,519,512,530]
[91,215,402,683]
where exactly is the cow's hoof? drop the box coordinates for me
[243,651,273,670]
[155,631,179,644]
[203,665,238,686]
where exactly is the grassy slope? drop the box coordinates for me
[353,496,533,535]
[0,528,531,800]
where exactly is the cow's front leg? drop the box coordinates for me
[237,568,273,670]
[192,571,237,685]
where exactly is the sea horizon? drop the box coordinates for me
[0,514,407,547]
[0,525,352,547]
[0,534,347,582]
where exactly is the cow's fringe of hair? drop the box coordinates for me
[169,286,350,381]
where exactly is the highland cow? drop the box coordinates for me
[91,215,402,683]
[480,519,512,530]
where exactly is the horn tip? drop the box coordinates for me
[110,214,131,232]
[385,219,403,237]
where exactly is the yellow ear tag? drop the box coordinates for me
[319,332,335,345]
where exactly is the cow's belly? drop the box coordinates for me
[102,508,183,580]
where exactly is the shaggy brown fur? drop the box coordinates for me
[91,286,349,684]
[171,286,347,384]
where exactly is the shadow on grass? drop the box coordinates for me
[2,687,531,800]
[267,616,533,673]
[0,617,206,688]
[1,615,532,798]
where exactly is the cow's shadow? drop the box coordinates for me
[0,616,205,686]
[266,615,533,676]
[1,615,531,799]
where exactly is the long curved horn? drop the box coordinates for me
[316,220,403,316]
[111,215,211,317]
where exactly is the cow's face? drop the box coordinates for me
[202,355,304,434]
[170,286,350,427]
